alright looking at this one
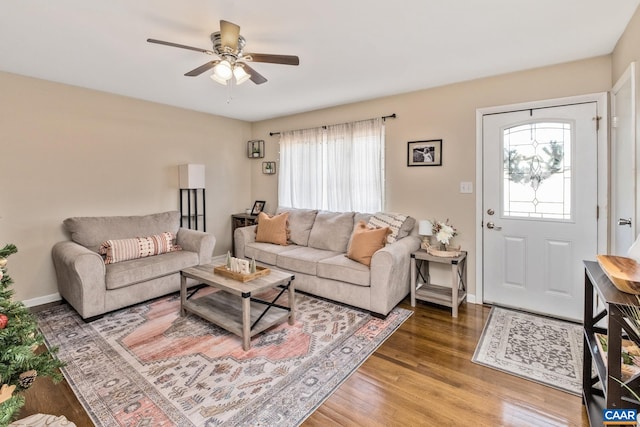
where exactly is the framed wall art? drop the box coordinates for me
[407,139,442,167]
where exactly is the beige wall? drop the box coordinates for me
[251,56,612,299]
[0,52,618,304]
[0,71,252,302]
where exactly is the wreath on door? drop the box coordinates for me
[504,140,564,190]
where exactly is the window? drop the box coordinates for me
[278,118,385,213]
[502,121,572,220]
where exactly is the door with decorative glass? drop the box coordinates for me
[482,103,598,321]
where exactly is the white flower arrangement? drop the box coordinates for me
[432,219,458,246]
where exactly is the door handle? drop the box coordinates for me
[618,218,632,227]
[486,221,502,231]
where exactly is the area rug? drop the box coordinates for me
[36,289,410,426]
[472,306,583,395]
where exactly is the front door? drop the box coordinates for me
[482,102,598,321]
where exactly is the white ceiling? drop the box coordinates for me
[1,1,638,122]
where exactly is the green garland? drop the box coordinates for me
[0,243,65,425]
[505,140,564,190]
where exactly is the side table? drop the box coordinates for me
[410,249,467,317]
[231,213,258,255]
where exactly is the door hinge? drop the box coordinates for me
[612,116,618,128]
[593,116,602,131]
[596,205,599,220]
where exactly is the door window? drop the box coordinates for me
[502,121,572,220]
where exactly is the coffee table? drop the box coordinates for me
[180,263,295,350]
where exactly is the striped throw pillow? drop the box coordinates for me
[367,213,414,244]
[99,232,181,264]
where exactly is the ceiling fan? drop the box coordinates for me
[147,20,299,86]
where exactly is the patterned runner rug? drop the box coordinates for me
[472,306,583,395]
[36,289,410,426]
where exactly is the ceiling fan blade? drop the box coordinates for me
[147,38,215,55]
[245,53,299,66]
[220,20,240,51]
[185,60,220,77]
[242,63,268,85]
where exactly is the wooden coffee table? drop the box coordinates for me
[180,264,295,350]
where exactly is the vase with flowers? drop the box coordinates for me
[425,219,460,257]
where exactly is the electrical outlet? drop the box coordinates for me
[460,182,473,193]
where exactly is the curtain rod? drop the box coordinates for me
[268,113,396,137]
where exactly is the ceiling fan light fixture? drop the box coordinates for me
[210,73,229,85]
[233,65,251,85]
[212,60,233,81]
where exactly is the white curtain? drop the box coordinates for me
[278,118,385,213]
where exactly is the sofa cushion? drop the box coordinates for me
[276,247,340,276]
[64,211,181,253]
[277,208,318,246]
[307,211,355,252]
[245,242,300,265]
[347,221,390,266]
[99,232,181,264]
[255,212,290,245]
[317,254,371,287]
[368,212,415,244]
[105,250,198,290]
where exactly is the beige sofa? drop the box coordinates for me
[234,209,420,316]
[52,211,215,320]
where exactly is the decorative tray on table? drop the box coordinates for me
[596,254,640,295]
[421,242,461,258]
[213,265,271,282]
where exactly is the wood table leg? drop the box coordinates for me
[180,274,187,317]
[451,263,459,318]
[242,294,251,350]
[288,280,296,325]
[410,255,416,307]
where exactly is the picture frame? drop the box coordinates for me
[262,161,276,175]
[407,139,442,166]
[250,200,266,216]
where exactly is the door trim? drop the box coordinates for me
[611,62,637,254]
[474,93,609,305]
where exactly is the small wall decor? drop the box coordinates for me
[247,140,265,158]
[407,139,442,166]
[262,161,276,175]
[251,200,266,215]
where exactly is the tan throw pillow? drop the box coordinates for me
[347,221,390,266]
[99,232,181,264]
[255,212,290,245]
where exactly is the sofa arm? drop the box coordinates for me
[177,228,216,265]
[234,225,257,259]
[369,235,421,316]
[51,241,107,319]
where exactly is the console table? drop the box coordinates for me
[583,261,640,426]
[410,250,467,317]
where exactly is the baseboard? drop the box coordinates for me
[22,293,62,308]
[467,294,478,304]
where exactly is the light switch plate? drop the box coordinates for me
[460,182,473,193]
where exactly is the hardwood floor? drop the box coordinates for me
[20,299,589,426]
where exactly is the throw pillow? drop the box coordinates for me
[99,232,181,264]
[347,221,390,266]
[368,212,415,244]
[255,212,290,245]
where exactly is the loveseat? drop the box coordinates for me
[234,208,420,316]
[52,211,215,320]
